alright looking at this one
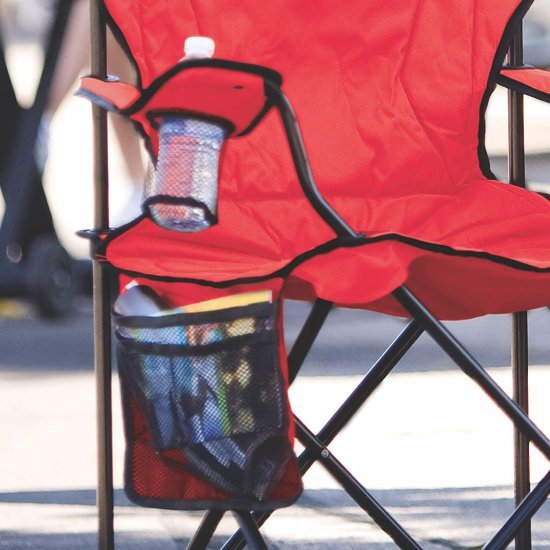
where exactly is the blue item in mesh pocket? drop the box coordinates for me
[132,350,180,449]
[115,304,292,500]
[144,116,227,232]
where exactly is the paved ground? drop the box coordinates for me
[0,300,549,549]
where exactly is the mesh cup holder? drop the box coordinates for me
[114,301,294,502]
[143,116,228,232]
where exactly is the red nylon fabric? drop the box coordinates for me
[80,77,140,109]
[126,394,302,506]
[500,67,550,96]
[99,0,550,320]
[80,67,272,153]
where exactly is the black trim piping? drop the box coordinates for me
[98,2,284,146]
[127,58,282,113]
[122,477,301,513]
[116,330,275,357]
[81,64,279,139]
[100,1,143,90]
[497,72,550,104]
[240,92,277,137]
[142,195,218,228]
[147,110,235,134]
[501,64,535,69]
[116,59,282,139]
[114,300,274,328]
[96,229,550,291]
[477,0,534,180]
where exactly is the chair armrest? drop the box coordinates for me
[79,61,359,239]
[77,59,283,156]
[76,76,141,111]
[497,67,550,103]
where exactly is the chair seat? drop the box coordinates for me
[102,175,550,319]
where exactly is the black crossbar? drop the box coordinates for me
[288,298,333,383]
[221,319,425,549]
[233,512,268,550]
[295,416,422,550]
[186,510,224,550]
[303,319,424,462]
[392,285,550,459]
[484,471,550,550]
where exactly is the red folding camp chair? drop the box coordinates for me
[80,0,550,548]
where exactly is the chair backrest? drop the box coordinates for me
[104,0,531,200]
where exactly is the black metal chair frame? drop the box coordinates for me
[89,3,549,548]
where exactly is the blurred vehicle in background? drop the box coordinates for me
[525,3,550,67]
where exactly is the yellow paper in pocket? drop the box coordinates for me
[152,290,272,316]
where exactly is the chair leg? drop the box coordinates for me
[287,298,333,383]
[215,287,550,548]
[508,19,533,548]
[300,319,424,465]
[221,320,424,550]
[90,0,114,548]
[186,510,224,550]
[94,263,114,550]
[232,512,268,550]
[512,311,531,549]
[483,470,550,550]
[392,285,550,459]
[295,417,422,550]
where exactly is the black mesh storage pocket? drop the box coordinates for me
[117,346,181,450]
[115,301,293,502]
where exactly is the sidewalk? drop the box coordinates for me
[0,364,548,548]
[0,303,548,548]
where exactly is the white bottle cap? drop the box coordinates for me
[124,280,139,290]
[184,36,215,59]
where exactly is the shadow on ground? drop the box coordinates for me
[3,486,546,549]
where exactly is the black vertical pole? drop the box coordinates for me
[90,1,114,549]
[233,512,268,550]
[287,298,333,383]
[186,510,224,549]
[507,22,531,550]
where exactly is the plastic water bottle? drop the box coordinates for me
[145,37,227,232]
[113,280,167,316]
